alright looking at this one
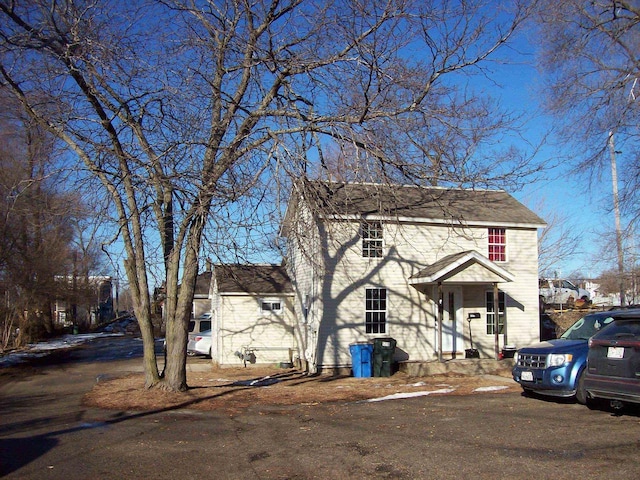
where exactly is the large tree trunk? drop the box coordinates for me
[161,262,189,392]
[160,222,205,391]
[124,258,161,389]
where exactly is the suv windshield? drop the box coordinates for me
[560,314,615,340]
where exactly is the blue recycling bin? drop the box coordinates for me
[349,342,373,378]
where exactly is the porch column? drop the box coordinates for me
[438,281,443,362]
[493,282,500,360]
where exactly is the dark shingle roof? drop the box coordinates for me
[214,264,293,294]
[194,271,212,295]
[299,181,545,226]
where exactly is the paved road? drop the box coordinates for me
[2,336,640,479]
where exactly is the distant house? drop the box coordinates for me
[157,270,213,324]
[54,275,114,328]
[209,264,296,366]
[280,180,546,373]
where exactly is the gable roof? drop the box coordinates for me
[289,180,545,228]
[409,251,515,285]
[214,264,293,295]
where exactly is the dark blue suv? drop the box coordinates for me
[512,309,640,404]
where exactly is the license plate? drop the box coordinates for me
[521,371,534,382]
[608,346,625,359]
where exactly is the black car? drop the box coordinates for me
[584,312,640,407]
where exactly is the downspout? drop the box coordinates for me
[438,281,443,363]
[493,282,500,359]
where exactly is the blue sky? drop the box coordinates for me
[482,30,623,280]
[95,5,622,284]
[225,19,621,280]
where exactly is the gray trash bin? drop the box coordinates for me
[372,338,396,377]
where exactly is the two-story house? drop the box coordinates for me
[281,180,546,373]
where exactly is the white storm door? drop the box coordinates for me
[441,287,464,354]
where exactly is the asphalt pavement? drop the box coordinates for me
[2,336,640,479]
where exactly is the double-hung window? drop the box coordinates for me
[488,227,506,262]
[365,288,387,334]
[362,221,383,258]
[486,291,506,335]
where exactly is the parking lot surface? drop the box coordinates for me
[2,342,640,479]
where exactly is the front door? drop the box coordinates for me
[441,286,464,357]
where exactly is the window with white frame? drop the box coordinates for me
[365,288,387,334]
[362,221,383,258]
[488,227,506,262]
[486,291,506,335]
[260,298,282,313]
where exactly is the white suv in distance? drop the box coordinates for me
[187,313,211,356]
[163,312,212,355]
[191,329,212,357]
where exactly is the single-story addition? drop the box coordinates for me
[280,180,547,374]
[208,264,297,366]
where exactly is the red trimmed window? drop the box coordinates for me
[488,228,506,262]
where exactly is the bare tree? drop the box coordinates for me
[536,1,640,166]
[535,0,640,303]
[0,92,92,346]
[0,0,538,391]
[537,206,582,278]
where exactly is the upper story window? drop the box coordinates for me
[261,298,282,313]
[488,227,506,262]
[362,221,383,258]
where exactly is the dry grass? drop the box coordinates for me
[82,365,519,416]
[547,310,584,333]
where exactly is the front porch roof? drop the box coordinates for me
[408,250,515,285]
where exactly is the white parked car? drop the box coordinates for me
[163,313,212,355]
[186,313,212,355]
[190,329,212,357]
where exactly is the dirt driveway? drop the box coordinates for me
[83,363,519,415]
[4,348,640,479]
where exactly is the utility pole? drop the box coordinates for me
[608,132,626,306]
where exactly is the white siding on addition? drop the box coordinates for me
[218,294,296,366]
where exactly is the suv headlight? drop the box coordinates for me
[548,353,573,367]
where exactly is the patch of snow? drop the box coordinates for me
[232,375,280,387]
[363,388,456,403]
[0,332,122,367]
[28,333,119,351]
[473,385,509,392]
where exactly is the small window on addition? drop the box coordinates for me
[261,298,282,313]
